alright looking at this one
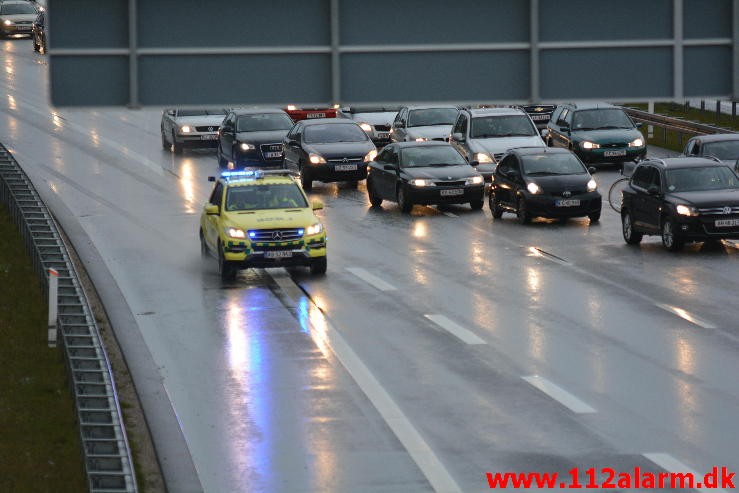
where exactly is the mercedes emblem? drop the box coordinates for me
[272,231,283,241]
[208,126,214,132]
[342,157,349,163]
[563,191,572,198]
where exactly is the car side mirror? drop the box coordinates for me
[395,121,405,129]
[312,200,324,211]
[166,110,175,116]
[560,123,570,132]
[470,160,480,167]
[452,132,464,142]
[208,176,216,182]
[588,166,596,174]
[205,204,219,215]
[636,122,643,129]
[383,164,396,171]
[647,185,661,196]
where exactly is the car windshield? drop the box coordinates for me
[237,113,294,132]
[400,146,467,168]
[1,3,37,14]
[572,109,634,130]
[178,109,225,117]
[665,166,739,193]
[407,108,458,127]
[521,153,587,175]
[702,141,739,161]
[225,184,308,211]
[470,115,537,138]
[304,124,368,143]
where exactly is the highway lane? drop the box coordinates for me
[3,38,739,492]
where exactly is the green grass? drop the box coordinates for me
[0,204,87,493]
[625,101,739,153]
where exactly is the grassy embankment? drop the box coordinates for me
[0,203,87,493]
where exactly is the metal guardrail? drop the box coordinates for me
[623,107,737,147]
[0,144,137,493]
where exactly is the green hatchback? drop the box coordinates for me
[544,102,646,166]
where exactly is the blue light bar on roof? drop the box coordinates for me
[220,170,263,180]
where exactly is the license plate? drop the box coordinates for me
[264,151,282,158]
[555,199,581,207]
[200,134,218,140]
[335,164,357,171]
[264,250,293,259]
[377,132,390,139]
[603,150,626,157]
[440,189,464,197]
[307,112,326,119]
[531,114,549,121]
[715,219,739,227]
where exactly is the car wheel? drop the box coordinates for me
[217,152,228,170]
[397,186,413,214]
[199,229,209,259]
[40,37,46,54]
[218,241,237,281]
[367,177,382,207]
[621,211,643,245]
[161,130,170,150]
[310,256,327,276]
[516,197,531,224]
[546,136,553,147]
[300,166,313,192]
[469,199,484,211]
[661,217,684,252]
[33,35,39,52]
[172,132,183,155]
[588,211,601,223]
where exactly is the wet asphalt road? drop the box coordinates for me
[2,39,739,493]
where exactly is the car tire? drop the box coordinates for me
[589,211,601,223]
[300,166,313,192]
[397,186,413,214]
[172,132,183,155]
[199,229,209,259]
[33,36,39,52]
[489,192,503,219]
[546,136,553,147]
[218,241,237,281]
[621,211,643,245]
[40,37,46,54]
[469,199,484,211]
[161,130,170,150]
[516,197,531,224]
[661,217,684,252]
[367,178,383,207]
[310,256,327,276]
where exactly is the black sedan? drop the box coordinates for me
[217,108,295,170]
[490,147,601,223]
[366,142,484,213]
[283,119,377,191]
[621,157,739,251]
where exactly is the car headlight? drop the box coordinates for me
[306,223,324,235]
[580,141,600,150]
[676,204,699,216]
[587,179,597,192]
[180,125,193,133]
[225,227,246,239]
[359,122,372,132]
[411,179,434,187]
[3,20,14,26]
[414,137,428,142]
[474,152,494,164]
[309,153,326,164]
[465,176,484,185]
[629,137,644,147]
[239,142,255,151]
[527,182,542,194]
[364,149,378,162]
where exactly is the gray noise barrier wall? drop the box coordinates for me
[47,0,739,107]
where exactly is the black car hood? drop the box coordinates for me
[402,164,477,180]
[526,174,592,193]
[669,189,739,207]
[236,130,290,145]
[306,141,375,159]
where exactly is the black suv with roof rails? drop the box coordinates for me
[621,157,739,251]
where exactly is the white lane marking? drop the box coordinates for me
[442,211,458,218]
[346,267,397,291]
[266,269,462,493]
[655,303,717,330]
[424,314,487,345]
[522,375,596,414]
[643,453,728,492]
